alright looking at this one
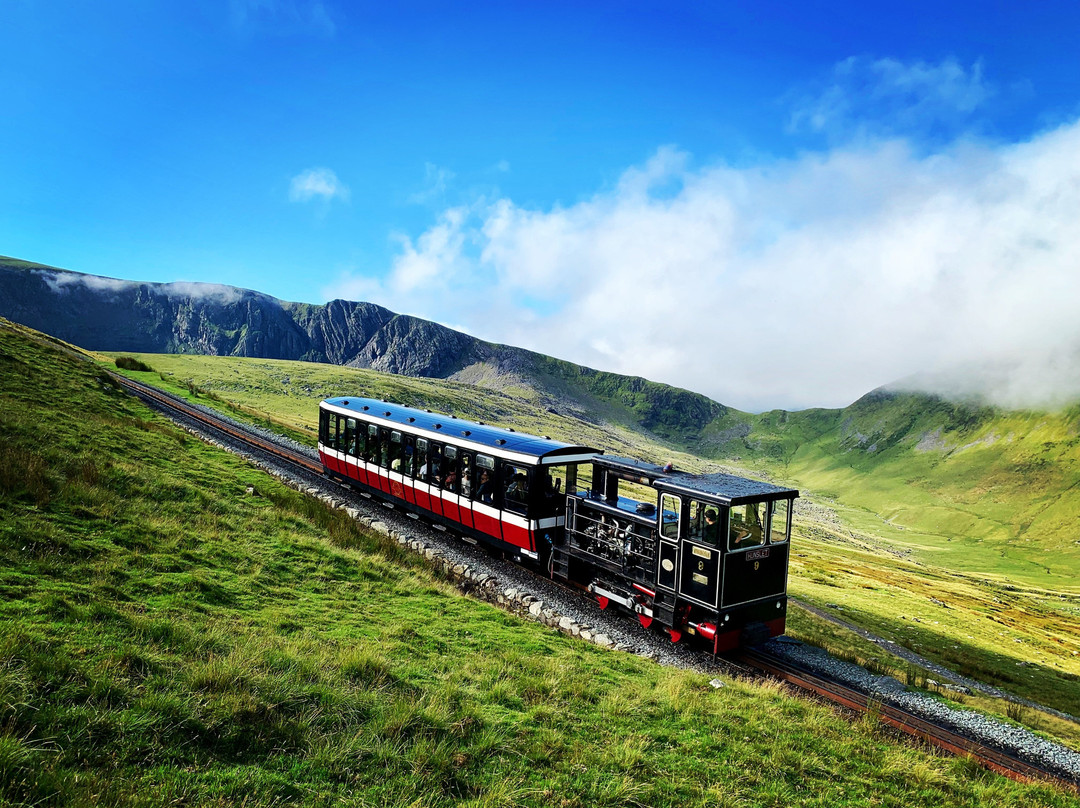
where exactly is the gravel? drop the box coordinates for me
[766,640,1080,782]
[141,386,1080,785]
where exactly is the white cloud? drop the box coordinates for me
[407,163,456,205]
[326,115,1080,412]
[289,167,350,204]
[789,56,995,142]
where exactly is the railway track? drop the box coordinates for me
[736,647,1078,789]
[110,369,1080,793]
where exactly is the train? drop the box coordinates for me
[318,396,798,652]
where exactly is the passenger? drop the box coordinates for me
[417,460,429,481]
[703,509,720,542]
[476,470,494,503]
[506,472,527,500]
[443,469,458,491]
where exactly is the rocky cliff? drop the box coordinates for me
[0,256,743,445]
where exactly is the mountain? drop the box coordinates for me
[0,256,744,444]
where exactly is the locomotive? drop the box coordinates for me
[319,396,798,652]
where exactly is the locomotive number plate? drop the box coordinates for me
[692,573,709,585]
[747,548,771,561]
[691,546,712,559]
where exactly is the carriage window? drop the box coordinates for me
[319,409,331,445]
[364,423,379,462]
[729,502,766,550]
[688,499,721,546]
[388,431,404,472]
[503,464,531,514]
[331,414,342,451]
[460,454,474,497]
[769,500,790,544]
[402,435,416,477]
[343,418,358,457]
[660,494,680,539]
[442,445,459,491]
[426,442,444,487]
[475,455,496,504]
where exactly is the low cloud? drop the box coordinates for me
[289,167,350,204]
[42,271,134,296]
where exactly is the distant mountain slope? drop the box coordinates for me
[0,255,744,444]
[738,389,1080,575]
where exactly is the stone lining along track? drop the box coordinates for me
[109,370,1080,792]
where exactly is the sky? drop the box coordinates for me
[4,1,1080,412]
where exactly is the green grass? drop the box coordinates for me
[1,330,1075,805]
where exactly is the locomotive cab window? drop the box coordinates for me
[660,494,681,539]
[769,499,791,544]
[689,499,722,547]
[728,502,766,551]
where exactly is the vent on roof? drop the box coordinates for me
[434,423,442,429]
[543,436,551,440]
[342,400,349,405]
[425,408,432,413]
[362,405,369,411]
[384,411,392,416]
[507,428,515,432]
[408,417,415,422]
[450,414,458,419]
[462,430,471,436]
[495,439,506,445]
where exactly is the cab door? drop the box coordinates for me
[656,493,681,592]
[678,499,721,607]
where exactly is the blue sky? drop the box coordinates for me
[4,2,1080,410]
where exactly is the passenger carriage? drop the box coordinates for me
[318,397,600,560]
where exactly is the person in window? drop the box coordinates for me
[506,472,527,500]
[477,470,494,504]
[443,469,458,491]
[703,509,721,542]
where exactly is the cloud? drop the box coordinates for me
[326,116,1080,413]
[230,0,335,37]
[789,56,995,143]
[42,270,133,296]
[289,167,350,204]
[407,163,456,205]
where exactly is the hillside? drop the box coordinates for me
[7,255,1080,581]
[735,390,1080,584]
[4,324,1073,804]
[0,256,739,446]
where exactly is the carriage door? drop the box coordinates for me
[656,494,681,591]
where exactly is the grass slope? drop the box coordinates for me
[2,336,1076,805]
[104,350,1080,731]
[737,390,1080,586]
